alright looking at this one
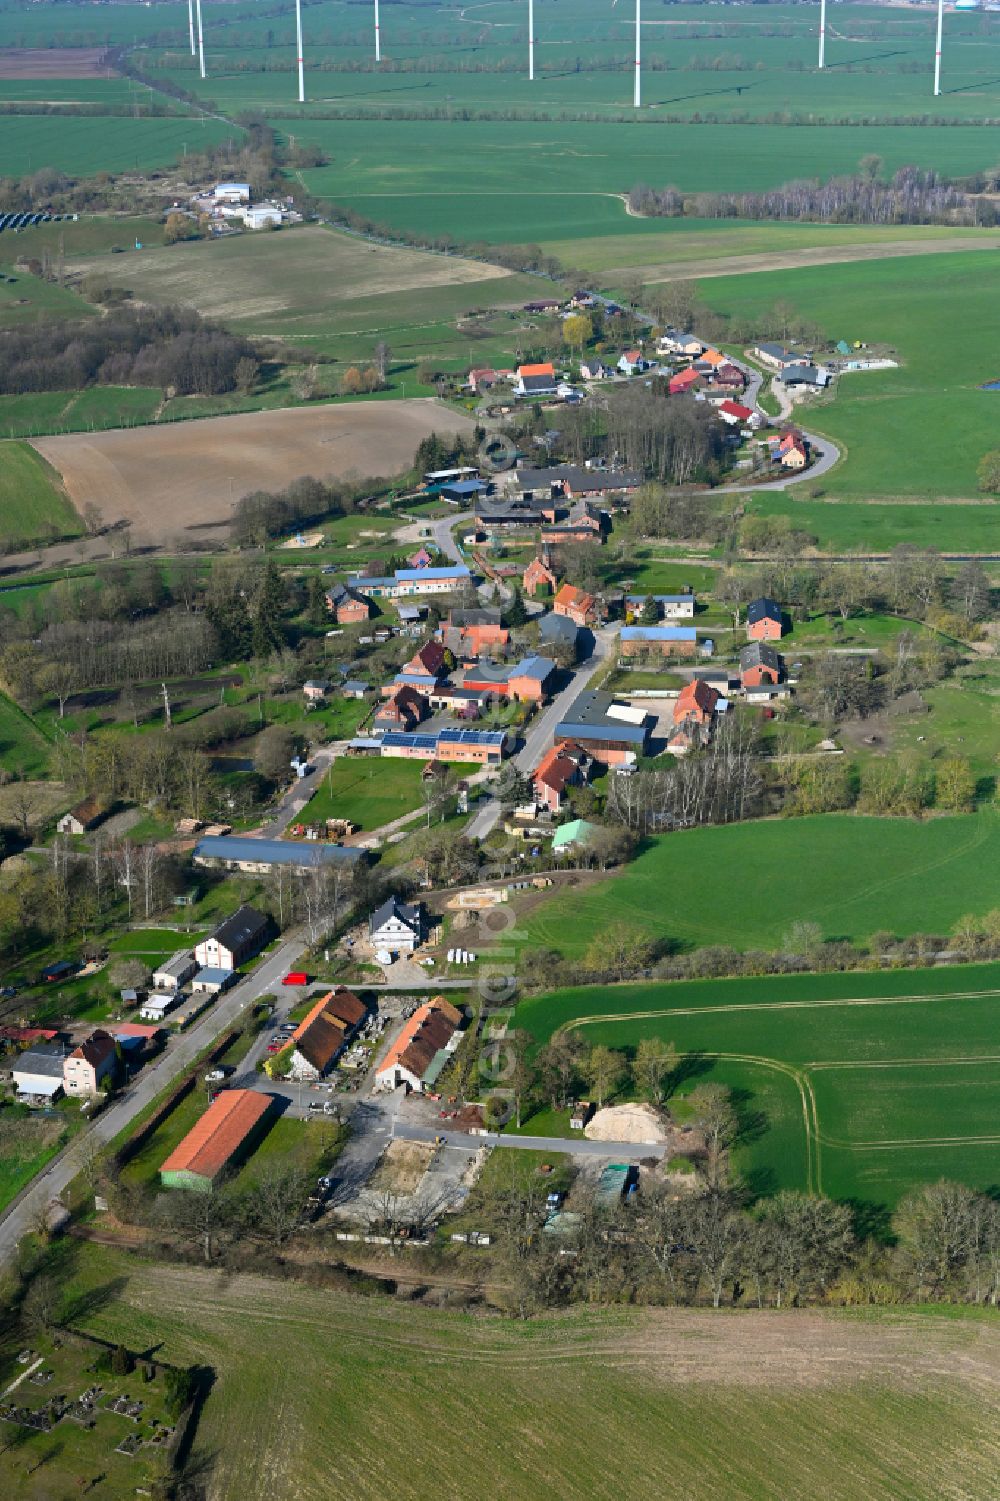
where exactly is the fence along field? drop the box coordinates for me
[62,1249,1000,1501]
[515,961,1000,1211]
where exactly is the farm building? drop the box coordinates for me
[56,798,108,836]
[375,997,464,1092]
[140,992,180,1023]
[370,896,425,954]
[752,342,800,370]
[192,836,365,873]
[191,968,236,996]
[461,655,557,704]
[214,181,251,203]
[554,689,650,767]
[286,987,368,1080]
[515,362,558,397]
[351,566,472,600]
[195,906,272,971]
[152,950,198,992]
[380,727,507,766]
[779,363,830,388]
[159,1089,275,1191]
[620,625,697,659]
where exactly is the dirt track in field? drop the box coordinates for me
[612,234,1000,284]
[31,400,474,544]
[0,48,115,79]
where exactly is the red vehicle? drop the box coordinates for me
[266,1041,283,1054]
[283,971,308,987]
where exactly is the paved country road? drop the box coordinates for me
[0,934,307,1268]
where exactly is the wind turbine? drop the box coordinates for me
[195,0,206,79]
[933,0,944,96]
[375,0,382,63]
[634,0,641,108]
[528,0,534,80]
[295,0,305,102]
[818,0,827,68]
[187,0,196,57]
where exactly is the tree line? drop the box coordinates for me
[628,164,1000,228]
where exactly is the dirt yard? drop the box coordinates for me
[369,1140,435,1196]
[31,399,474,545]
[0,48,114,79]
[614,234,1000,286]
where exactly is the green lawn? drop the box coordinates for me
[303,755,426,831]
[0,439,82,545]
[515,960,1000,1209]
[40,1242,1000,1501]
[703,250,1000,506]
[519,811,1000,957]
[108,928,206,959]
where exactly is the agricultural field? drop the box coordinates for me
[704,249,1000,510]
[516,812,1000,958]
[292,120,1000,245]
[0,438,81,546]
[515,961,1000,1208]
[30,399,474,545]
[541,221,1000,280]
[0,114,241,177]
[44,1245,1000,1501]
[303,755,426,831]
[71,223,544,344]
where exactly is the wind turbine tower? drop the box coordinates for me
[375,0,382,63]
[529,0,535,81]
[818,0,827,68]
[295,0,305,101]
[934,0,944,96]
[195,0,206,79]
[634,0,641,108]
[188,0,196,57]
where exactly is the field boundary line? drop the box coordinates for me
[552,986,1000,1029]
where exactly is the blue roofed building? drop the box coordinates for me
[192,837,366,873]
[554,689,650,766]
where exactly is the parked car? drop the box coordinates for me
[283,971,308,987]
[266,1041,283,1054]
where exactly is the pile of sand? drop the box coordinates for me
[584,1103,669,1144]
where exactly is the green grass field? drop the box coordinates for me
[38,1243,1000,1501]
[0,114,241,177]
[0,690,51,777]
[0,1101,79,1213]
[303,755,426,831]
[520,812,1000,957]
[0,438,81,544]
[514,961,1000,1209]
[704,250,1000,505]
[0,263,96,328]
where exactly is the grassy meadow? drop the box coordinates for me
[519,812,1000,957]
[0,438,81,544]
[0,114,241,177]
[515,961,1000,1206]
[33,1244,1000,1501]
